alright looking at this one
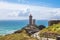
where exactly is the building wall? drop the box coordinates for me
[29,14,32,25]
[48,20,60,26]
[33,19,35,26]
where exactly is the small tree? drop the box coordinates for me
[38,25,46,30]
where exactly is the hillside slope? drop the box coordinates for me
[39,24,60,38]
[0,29,38,40]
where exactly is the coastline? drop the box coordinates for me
[0,20,48,35]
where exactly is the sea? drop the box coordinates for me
[0,20,48,35]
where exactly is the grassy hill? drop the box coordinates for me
[0,29,38,40]
[39,23,60,38]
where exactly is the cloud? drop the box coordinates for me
[50,10,60,20]
[18,9,30,17]
[0,1,60,20]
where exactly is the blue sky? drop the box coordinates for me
[1,0,60,8]
[0,0,60,20]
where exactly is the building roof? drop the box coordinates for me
[25,25,39,35]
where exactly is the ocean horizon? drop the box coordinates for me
[0,20,48,35]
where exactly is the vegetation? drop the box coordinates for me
[38,25,46,30]
[39,23,60,38]
[0,23,60,40]
[0,29,38,40]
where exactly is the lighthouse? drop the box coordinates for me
[29,14,36,26]
[25,14,39,35]
[29,14,32,26]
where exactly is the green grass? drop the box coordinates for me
[0,30,38,40]
[39,24,60,38]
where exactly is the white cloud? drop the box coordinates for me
[0,1,60,20]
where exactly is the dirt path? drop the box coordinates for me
[31,32,56,40]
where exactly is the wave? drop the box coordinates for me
[0,30,17,35]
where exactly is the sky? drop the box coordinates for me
[0,0,60,20]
